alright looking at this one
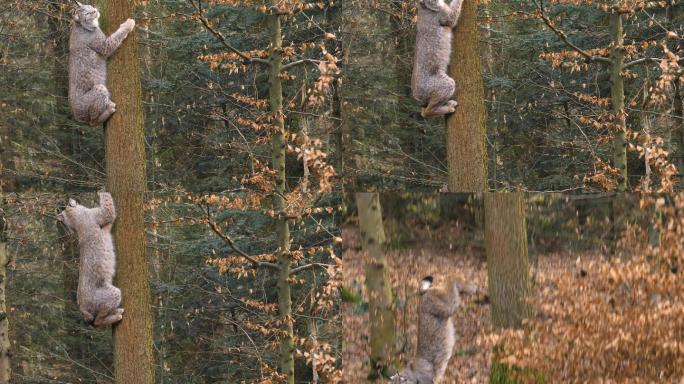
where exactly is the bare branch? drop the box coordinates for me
[188,0,271,66]
[206,213,281,271]
[624,57,660,69]
[282,59,321,71]
[535,0,612,65]
[290,263,332,275]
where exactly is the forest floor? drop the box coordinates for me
[341,223,605,384]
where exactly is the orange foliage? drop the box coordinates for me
[498,193,684,382]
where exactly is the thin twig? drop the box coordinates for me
[535,0,612,65]
[205,207,280,270]
[188,0,271,66]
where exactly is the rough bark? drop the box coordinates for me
[446,0,487,192]
[610,11,628,192]
[103,1,155,383]
[267,10,295,384]
[356,192,395,376]
[0,194,10,383]
[484,192,532,328]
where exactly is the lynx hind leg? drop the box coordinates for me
[422,101,457,118]
[96,101,116,125]
[84,84,114,126]
[421,75,456,118]
[93,285,123,327]
[94,307,124,327]
[95,285,122,314]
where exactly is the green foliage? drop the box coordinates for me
[490,361,546,384]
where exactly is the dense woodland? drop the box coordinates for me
[1,0,684,383]
[343,0,684,192]
[1,0,341,383]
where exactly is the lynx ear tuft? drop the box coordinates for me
[419,276,433,292]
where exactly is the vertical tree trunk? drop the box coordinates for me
[356,192,395,377]
[103,2,155,383]
[673,80,684,184]
[267,10,295,384]
[484,192,531,328]
[610,11,628,192]
[0,194,10,383]
[446,0,487,192]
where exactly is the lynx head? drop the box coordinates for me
[419,0,441,12]
[57,198,94,234]
[419,275,434,294]
[73,2,100,31]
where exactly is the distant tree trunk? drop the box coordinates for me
[446,0,487,192]
[0,194,10,383]
[484,192,532,328]
[267,9,295,384]
[673,80,684,185]
[356,192,395,377]
[103,1,155,383]
[610,11,628,192]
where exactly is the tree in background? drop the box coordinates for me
[484,192,531,328]
[102,0,155,382]
[356,192,395,378]
[484,192,534,382]
[531,0,680,191]
[185,0,340,381]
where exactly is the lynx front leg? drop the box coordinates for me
[92,19,135,58]
[94,191,116,227]
[440,0,464,27]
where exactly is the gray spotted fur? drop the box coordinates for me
[390,277,461,384]
[68,3,135,126]
[58,192,123,327]
[411,0,464,118]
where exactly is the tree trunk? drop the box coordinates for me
[0,194,10,383]
[610,11,627,192]
[484,192,531,328]
[673,80,684,185]
[103,1,155,383]
[267,10,295,384]
[356,192,395,377]
[446,0,487,192]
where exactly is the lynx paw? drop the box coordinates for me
[122,18,135,31]
[447,100,458,113]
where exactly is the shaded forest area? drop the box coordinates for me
[343,0,684,192]
[342,193,684,382]
[5,190,340,383]
[1,0,341,382]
